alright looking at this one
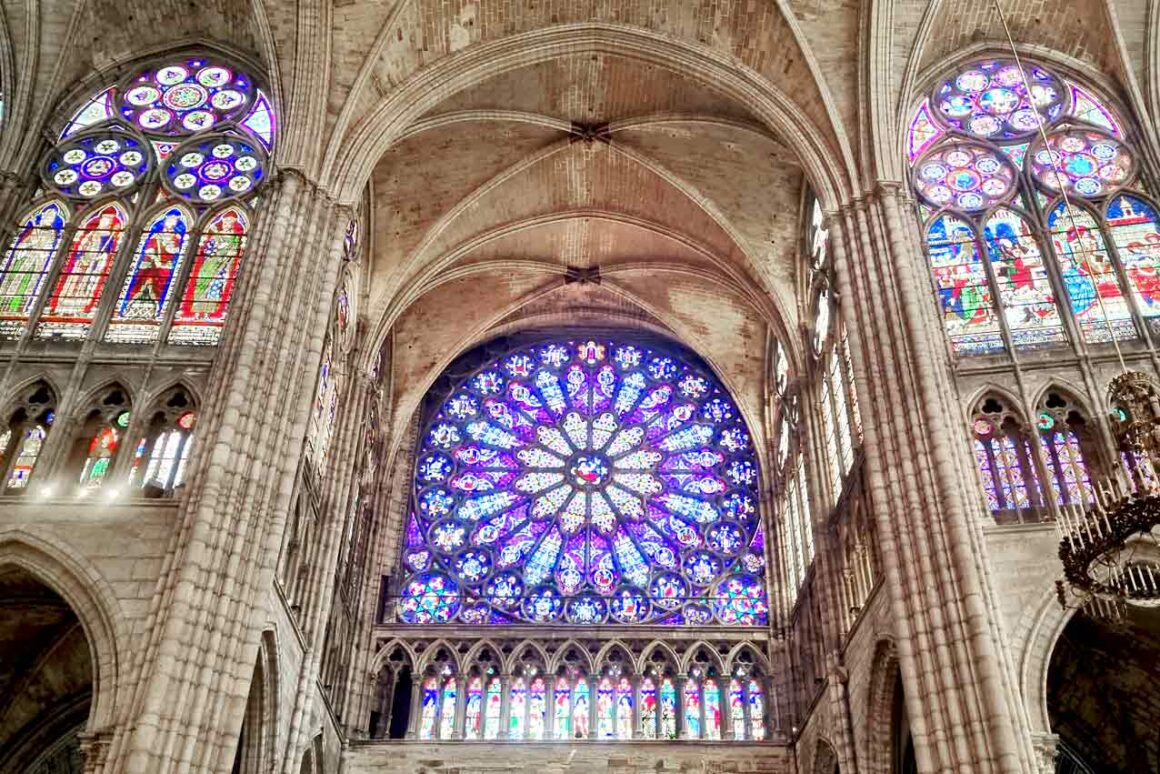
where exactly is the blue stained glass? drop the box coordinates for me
[399,337,768,625]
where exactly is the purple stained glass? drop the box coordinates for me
[932,59,1067,141]
[398,338,768,625]
[913,142,1017,212]
[43,131,152,199]
[118,58,255,137]
[163,135,266,204]
[1030,129,1134,199]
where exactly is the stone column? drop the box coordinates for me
[630,676,641,740]
[827,186,1035,774]
[106,170,349,774]
[498,674,512,740]
[452,675,467,740]
[544,677,555,741]
[675,675,689,740]
[716,679,729,741]
[405,678,424,740]
[588,673,600,738]
[1030,733,1059,774]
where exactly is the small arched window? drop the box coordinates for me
[971,394,1044,523]
[66,384,131,490]
[907,58,1158,356]
[0,54,275,345]
[129,386,197,497]
[0,381,56,492]
[1035,391,1097,506]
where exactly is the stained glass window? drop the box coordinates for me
[107,206,192,342]
[0,55,274,347]
[484,676,502,739]
[509,677,527,740]
[553,676,571,739]
[703,678,721,740]
[132,407,196,495]
[6,425,47,489]
[36,203,127,340]
[972,397,1044,523]
[659,678,677,739]
[640,677,657,739]
[573,677,590,739]
[0,202,68,337]
[616,677,633,739]
[439,677,457,739]
[528,676,547,740]
[729,679,745,740]
[169,207,248,345]
[419,677,439,739]
[683,679,701,738]
[464,676,483,740]
[747,679,766,740]
[1037,394,1096,507]
[79,425,120,488]
[397,337,768,626]
[908,57,1156,357]
[597,677,615,738]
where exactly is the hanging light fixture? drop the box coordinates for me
[987,0,1160,617]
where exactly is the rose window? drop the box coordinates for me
[398,338,769,626]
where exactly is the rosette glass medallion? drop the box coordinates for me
[43,131,151,199]
[1030,129,1135,199]
[932,59,1067,141]
[913,142,1018,212]
[162,135,266,204]
[398,338,769,626]
[118,58,254,137]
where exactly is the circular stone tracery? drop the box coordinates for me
[932,59,1067,141]
[398,338,769,627]
[1029,128,1135,199]
[162,134,266,204]
[118,58,254,137]
[913,141,1018,212]
[43,130,151,199]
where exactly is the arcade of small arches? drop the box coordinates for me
[369,639,772,743]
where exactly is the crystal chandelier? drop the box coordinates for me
[1056,371,1160,617]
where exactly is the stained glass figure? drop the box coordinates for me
[36,203,126,340]
[747,680,766,740]
[913,142,1017,212]
[729,679,746,740]
[118,59,255,137]
[44,132,151,200]
[1106,195,1160,327]
[982,208,1067,347]
[973,403,1044,520]
[683,680,701,739]
[0,202,68,338]
[597,677,615,739]
[79,426,119,488]
[398,338,768,626]
[528,676,547,740]
[925,215,1003,354]
[6,425,46,489]
[1030,130,1133,199]
[616,677,633,740]
[573,677,590,739]
[1048,203,1136,343]
[440,676,457,739]
[464,676,483,740]
[659,678,677,739]
[419,677,439,740]
[509,677,527,740]
[169,207,248,345]
[484,676,502,739]
[703,678,721,740]
[640,677,657,739]
[163,135,266,204]
[812,287,831,353]
[931,60,1066,141]
[106,206,191,343]
[554,677,571,739]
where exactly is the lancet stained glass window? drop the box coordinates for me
[397,337,769,626]
[0,55,274,346]
[907,58,1160,355]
